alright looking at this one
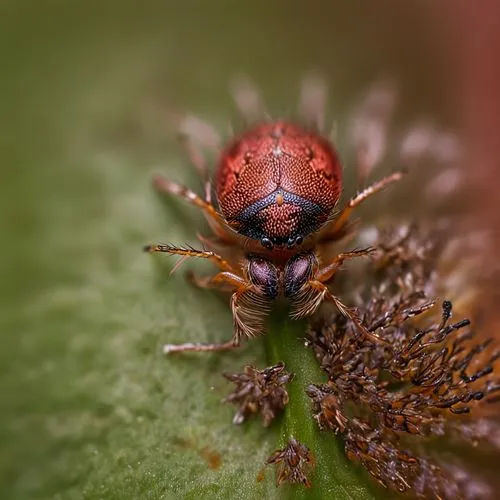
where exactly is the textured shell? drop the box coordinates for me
[215,121,342,247]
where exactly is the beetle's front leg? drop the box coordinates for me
[312,281,385,344]
[316,171,405,243]
[163,283,267,354]
[316,248,374,284]
[286,251,385,344]
[187,270,247,291]
[143,243,235,272]
[164,339,240,354]
[292,279,385,344]
[144,243,241,352]
[163,272,253,354]
[145,245,273,354]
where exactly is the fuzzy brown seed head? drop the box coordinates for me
[222,362,294,427]
[304,223,500,498]
[266,438,315,488]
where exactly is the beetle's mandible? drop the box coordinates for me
[144,77,404,353]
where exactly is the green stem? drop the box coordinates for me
[266,313,377,500]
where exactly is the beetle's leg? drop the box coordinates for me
[164,338,239,353]
[333,171,404,233]
[179,135,212,203]
[143,244,235,273]
[292,280,386,344]
[170,114,221,202]
[152,176,241,243]
[318,171,405,242]
[177,114,221,152]
[298,74,328,132]
[163,281,249,354]
[348,80,398,187]
[230,75,268,124]
[187,270,246,291]
[152,176,235,242]
[314,281,385,343]
[164,279,267,354]
[316,248,374,284]
[144,246,268,353]
[144,243,241,352]
[152,175,217,217]
[286,251,383,343]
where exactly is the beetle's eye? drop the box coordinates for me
[286,235,304,249]
[261,237,274,249]
[284,253,318,297]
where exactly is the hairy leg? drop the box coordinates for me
[312,281,385,344]
[170,113,221,202]
[347,80,398,187]
[144,243,235,273]
[163,269,253,353]
[298,74,328,132]
[287,250,384,343]
[163,283,266,353]
[179,135,212,202]
[316,248,374,284]
[152,175,236,242]
[144,244,269,353]
[152,175,217,218]
[177,113,221,152]
[230,75,268,124]
[187,270,246,290]
[318,171,405,243]
[164,339,239,353]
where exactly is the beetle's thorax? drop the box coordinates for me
[215,121,342,250]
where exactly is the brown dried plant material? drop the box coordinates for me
[222,362,294,426]
[266,438,315,488]
[305,223,500,499]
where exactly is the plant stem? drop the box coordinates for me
[265,313,377,500]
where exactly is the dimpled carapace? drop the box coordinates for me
[144,77,403,353]
[215,121,342,249]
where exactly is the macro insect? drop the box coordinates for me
[144,77,403,353]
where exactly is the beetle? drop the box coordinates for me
[144,77,403,353]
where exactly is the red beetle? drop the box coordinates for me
[145,77,403,353]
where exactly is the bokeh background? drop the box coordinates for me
[1,1,499,499]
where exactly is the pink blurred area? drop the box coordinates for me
[447,1,500,209]
[449,1,500,326]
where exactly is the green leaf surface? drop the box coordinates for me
[0,3,445,499]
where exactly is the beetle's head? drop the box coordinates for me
[231,189,329,250]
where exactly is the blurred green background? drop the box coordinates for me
[0,2,494,499]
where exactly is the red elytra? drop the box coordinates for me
[215,121,342,250]
[144,78,403,353]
